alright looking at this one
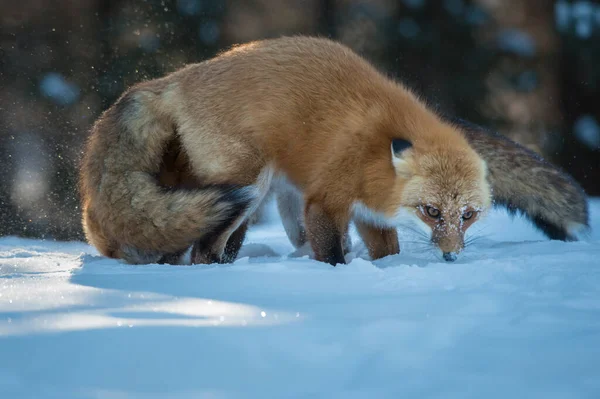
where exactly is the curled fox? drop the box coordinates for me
[79,36,589,265]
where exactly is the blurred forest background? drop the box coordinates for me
[0,0,599,240]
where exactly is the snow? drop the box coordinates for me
[1,199,600,398]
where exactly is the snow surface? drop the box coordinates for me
[1,199,600,398]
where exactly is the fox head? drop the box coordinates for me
[388,137,491,261]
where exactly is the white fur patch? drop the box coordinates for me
[390,143,413,178]
[352,201,434,243]
[352,202,393,227]
[394,207,432,233]
[351,202,428,230]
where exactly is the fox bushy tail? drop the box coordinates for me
[451,118,589,241]
[80,87,255,261]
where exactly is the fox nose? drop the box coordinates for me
[443,252,457,262]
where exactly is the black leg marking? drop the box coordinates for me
[221,221,249,263]
[305,203,347,266]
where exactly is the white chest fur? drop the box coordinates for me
[351,201,433,235]
[351,202,396,227]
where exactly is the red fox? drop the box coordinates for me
[79,36,588,265]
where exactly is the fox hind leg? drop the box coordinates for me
[191,167,273,264]
[191,207,252,265]
[221,220,249,263]
[191,207,253,264]
[277,182,352,258]
[276,183,307,249]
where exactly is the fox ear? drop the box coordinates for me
[392,138,412,155]
[391,139,413,177]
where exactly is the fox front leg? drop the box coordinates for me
[304,201,348,266]
[354,220,399,260]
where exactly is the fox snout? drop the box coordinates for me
[443,251,458,262]
[415,203,482,263]
[431,226,464,262]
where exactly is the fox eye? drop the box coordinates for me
[425,206,441,219]
[462,210,474,220]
